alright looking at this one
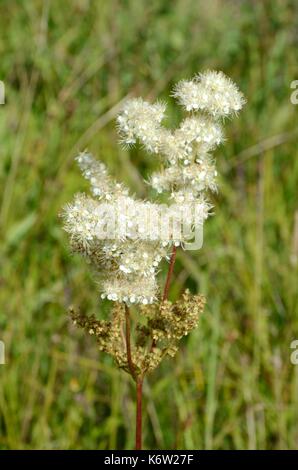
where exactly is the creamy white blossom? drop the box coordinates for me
[150,158,217,195]
[76,152,128,199]
[117,98,166,153]
[101,274,158,304]
[173,70,246,118]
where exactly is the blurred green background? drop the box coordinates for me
[0,0,298,450]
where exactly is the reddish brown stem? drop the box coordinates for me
[162,245,177,301]
[125,304,143,449]
[124,304,136,380]
[151,245,178,351]
[127,246,178,449]
[135,379,143,450]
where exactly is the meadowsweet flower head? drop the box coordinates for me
[62,70,245,306]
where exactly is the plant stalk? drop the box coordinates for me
[125,303,143,449]
[135,379,143,450]
[124,303,136,380]
[162,245,177,301]
[151,244,177,352]
[126,245,178,450]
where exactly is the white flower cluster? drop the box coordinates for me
[118,70,244,205]
[151,158,217,195]
[63,152,171,304]
[117,98,166,153]
[76,152,129,199]
[62,71,245,304]
[172,70,246,118]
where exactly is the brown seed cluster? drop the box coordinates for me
[70,304,127,371]
[70,290,205,379]
[145,290,206,343]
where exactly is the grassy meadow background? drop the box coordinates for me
[0,0,298,449]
